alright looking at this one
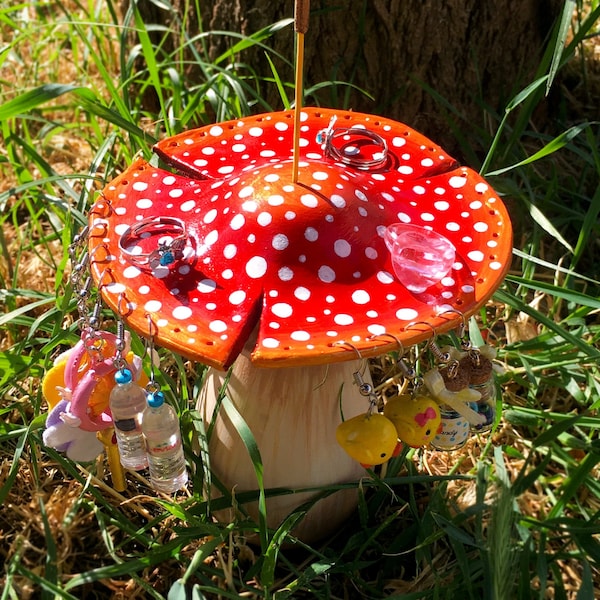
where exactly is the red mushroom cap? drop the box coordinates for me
[88,108,512,369]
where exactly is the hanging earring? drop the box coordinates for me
[406,322,482,451]
[368,333,442,449]
[438,309,500,433]
[333,341,398,467]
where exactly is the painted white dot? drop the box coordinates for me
[230,214,245,230]
[399,165,414,175]
[173,306,192,320]
[413,185,426,195]
[204,208,218,223]
[123,265,142,279]
[246,256,268,278]
[222,269,234,279]
[334,239,351,258]
[263,337,280,348]
[330,194,346,208]
[291,330,311,341]
[272,233,289,250]
[474,222,489,232]
[352,290,370,304]
[239,186,254,199]
[441,277,455,286]
[272,303,293,318]
[470,200,483,210]
[265,173,280,183]
[334,314,354,325]
[318,265,336,282]
[462,284,475,293]
[475,182,489,193]
[144,300,162,312]
[132,181,148,191]
[209,320,227,333]
[180,200,195,212]
[257,212,272,226]
[138,285,150,294]
[232,143,246,152]
[223,244,237,259]
[242,200,258,212]
[421,213,435,222]
[395,308,419,320]
[204,230,218,247]
[301,194,319,208]
[366,310,378,318]
[365,247,378,259]
[313,171,328,181]
[294,286,311,301]
[268,195,284,206]
[229,290,246,305]
[305,227,318,242]
[446,222,460,232]
[169,188,184,199]
[210,125,224,136]
[193,159,208,167]
[421,158,434,167]
[449,176,467,188]
[392,137,407,148]
[201,147,216,156]
[198,279,217,293]
[468,250,485,262]
[136,199,152,210]
[367,324,386,335]
[248,127,263,137]
[490,261,503,270]
[278,266,294,281]
[377,271,394,284]
[434,201,450,211]
[162,175,176,185]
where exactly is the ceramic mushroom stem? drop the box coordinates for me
[199,340,369,541]
[89,107,512,541]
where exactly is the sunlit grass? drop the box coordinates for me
[1,0,600,598]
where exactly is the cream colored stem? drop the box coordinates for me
[197,352,370,542]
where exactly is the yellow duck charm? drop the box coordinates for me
[384,393,442,447]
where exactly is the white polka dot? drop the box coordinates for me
[446,222,460,232]
[421,213,435,222]
[468,250,485,262]
[392,137,406,148]
[123,266,142,278]
[257,212,272,226]
[301,194,319,208]
[475,182,488,193]
[248,127,263,137]
[305,227,318,241]
[268,195,284,206]
[434,201,450,211]
[263,338,280,348]
[421,158,434,167]
[272,303,293,318]
[334,314,354,325]
[272,233,289,250]
[318,265,336,282]
[334,239,351,258]
[224,244,237,259]
[229,290,246,305]
[169,188,184,198]
[264,173,279,183]
[136,199,152,210]
[291,330,310,341]
[474,222,489,232]
[144,300,162,312]
[395,308,418,320]
[352,290,370,304]
[330,194,346,208]
[242,200,258,212]
[232,143,246,152]
[246,256,268,278]
[365,247,378,259]
[462,285,475,293]
[368,324,386,336]
[209,320,227,333]
[163,175,176,185]
[222,269,233,279]
[278,266,294,281]
[180,200,195,212]
[399,165,414,175]
[132,181,148,191]
[202,147,216,156]
[230,214,245,230]
[490,261,503,270]
[377,271,394,284]
[313,171,328,181]
[449,176,467,188]
[294,286,311,301]
[413,185,426,195]
[173,306,192,320]
[239,186,254,198]
[210,125,224,136]
[198,279,217,293]
[138,285,150,294]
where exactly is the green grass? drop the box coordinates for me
[2,0,600,598]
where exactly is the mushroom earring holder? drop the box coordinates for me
[88,107,512,541]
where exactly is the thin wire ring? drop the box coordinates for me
[119,216,188,269]
[318,116,388,170]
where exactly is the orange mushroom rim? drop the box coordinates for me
[88,107,513,370]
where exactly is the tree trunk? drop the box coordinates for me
[127,0,561,155]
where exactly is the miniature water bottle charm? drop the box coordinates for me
[142,390,188,493]
[467,352,497,432]
[109,368,149,470]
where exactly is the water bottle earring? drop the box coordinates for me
[333,341,398,467]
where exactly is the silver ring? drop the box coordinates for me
[317,115,388,170]
[119,217,188,269]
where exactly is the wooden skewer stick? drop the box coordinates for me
[292,0,310,184]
